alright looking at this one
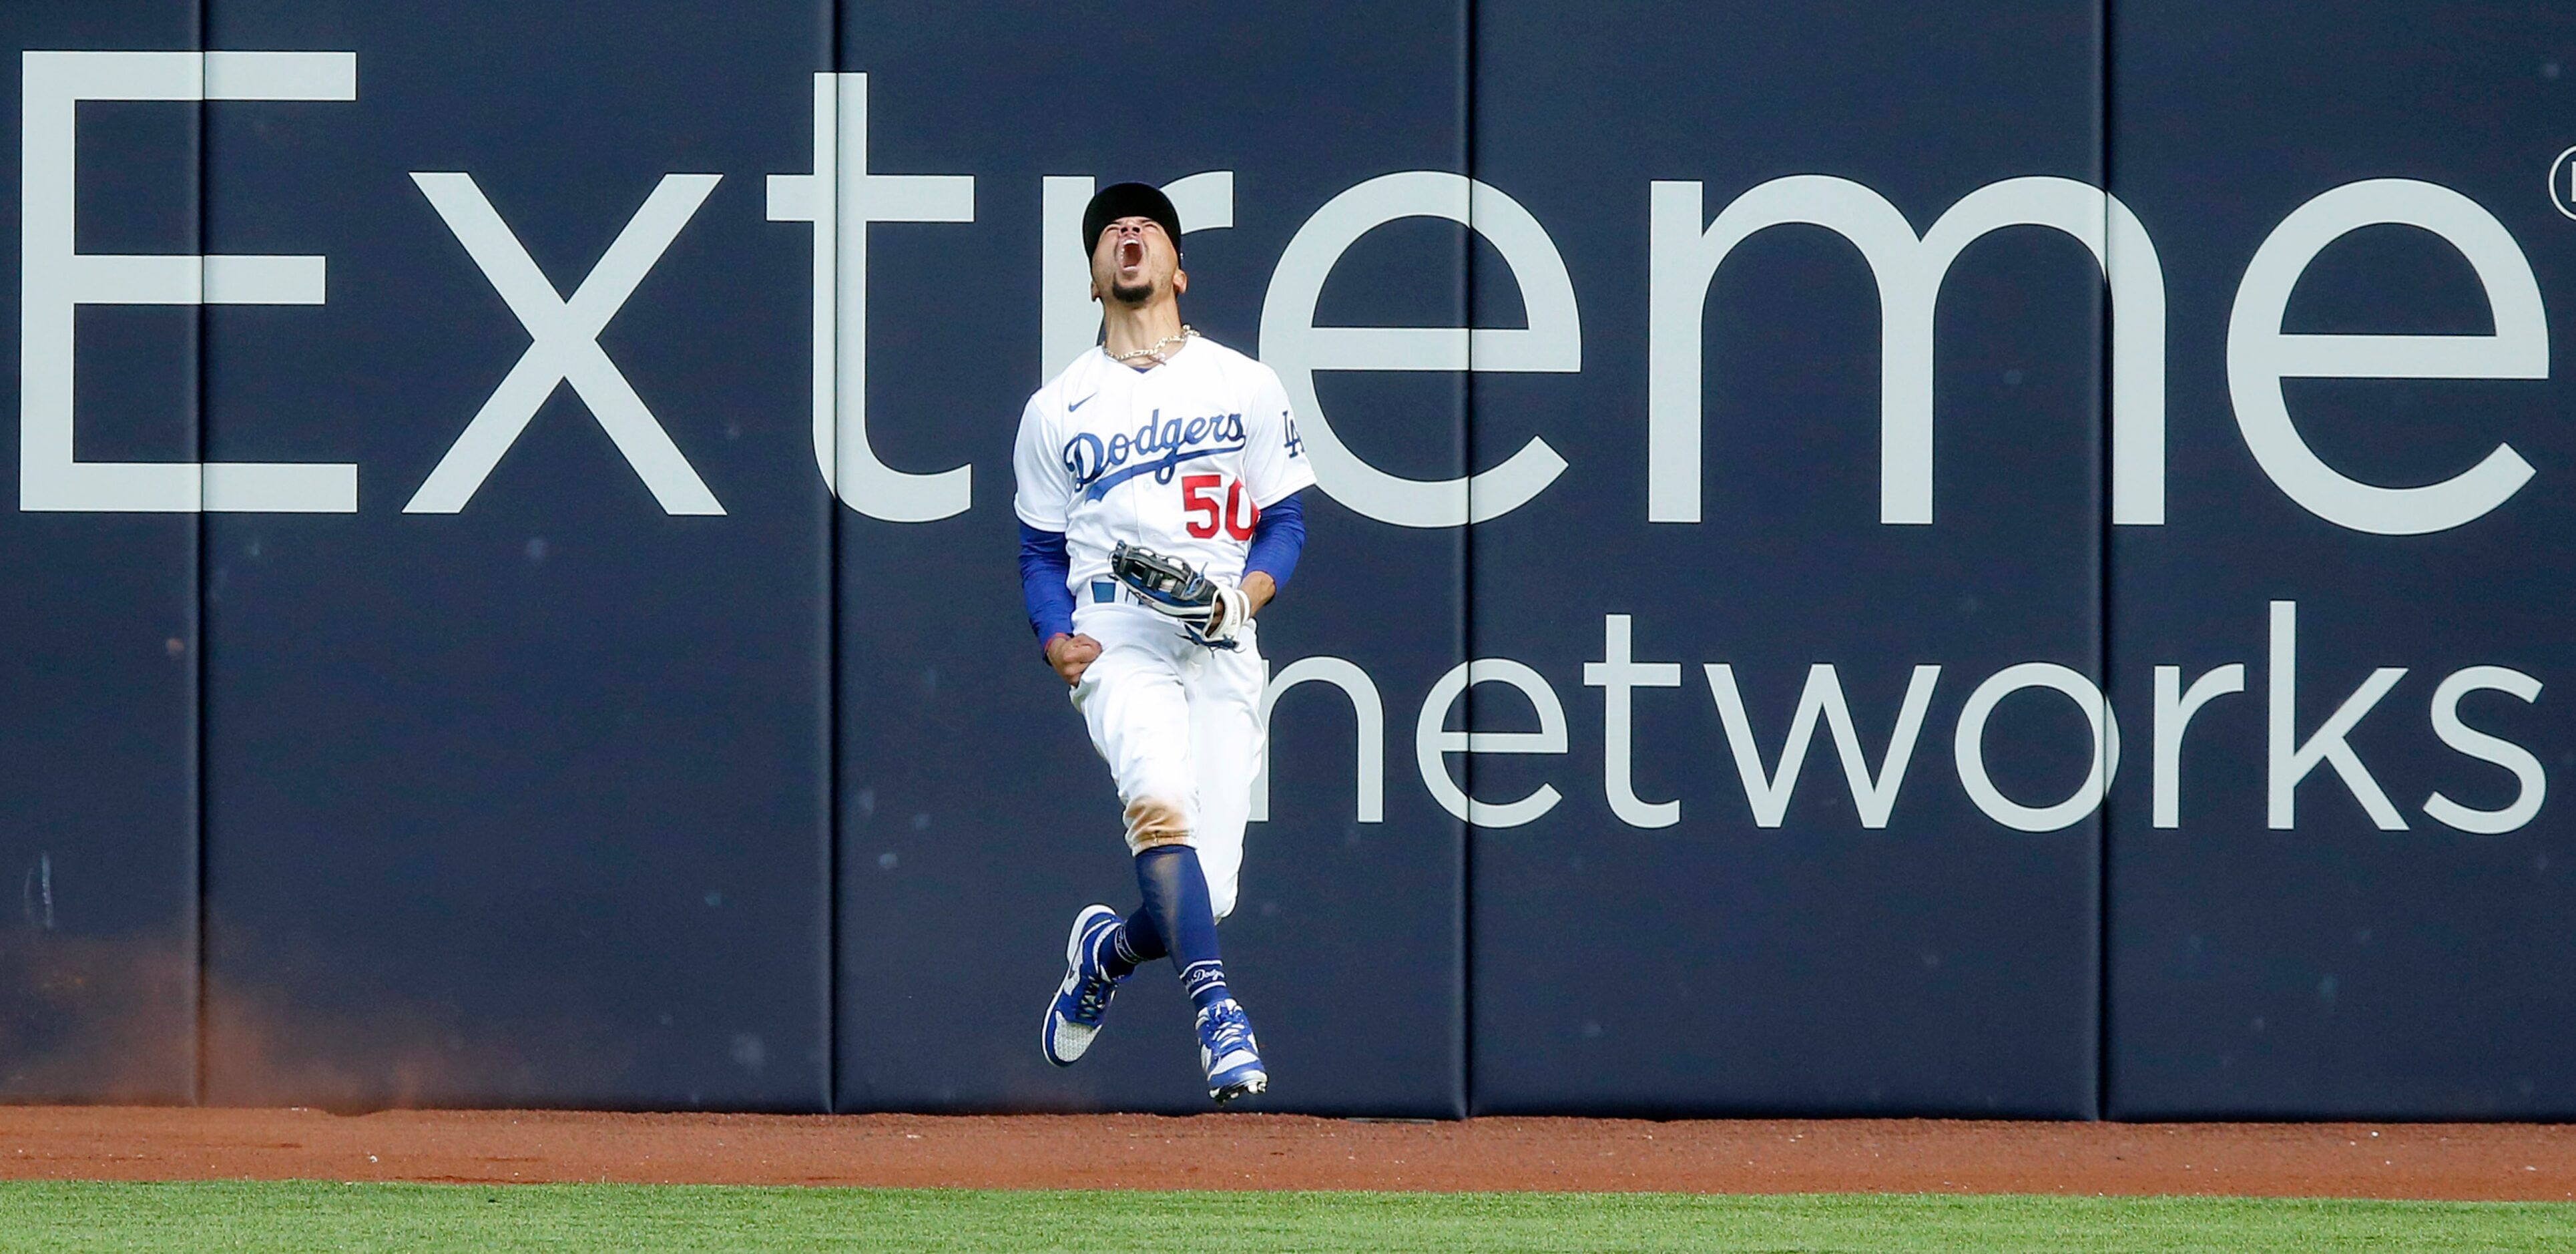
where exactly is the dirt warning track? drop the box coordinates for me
[1,1107,2572,1200]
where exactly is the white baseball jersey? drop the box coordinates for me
[1014,334,1314,921]
[1012,335,1315,588]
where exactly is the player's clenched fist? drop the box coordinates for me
[1045,632,1103,686]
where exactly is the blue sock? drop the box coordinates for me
[1130,845,1230,1011]
[1103,905,1162,979]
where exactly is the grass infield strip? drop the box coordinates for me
[0,1182,2568,1252]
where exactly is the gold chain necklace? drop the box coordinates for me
[1108,325,1197,367]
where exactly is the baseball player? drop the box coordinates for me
[1014,182,1314,1104]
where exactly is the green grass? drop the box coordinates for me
[0,1183,2568,1253]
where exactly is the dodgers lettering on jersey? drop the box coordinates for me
[1061,410,1248,504]
[1013,336,1316,593]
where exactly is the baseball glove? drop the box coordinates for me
[1108,542,1250,650]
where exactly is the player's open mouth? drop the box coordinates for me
[1119,238,1144,270]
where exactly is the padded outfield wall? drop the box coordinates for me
[1,0,2570,1119]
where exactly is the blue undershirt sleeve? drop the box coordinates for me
[1244,491,1306,590]
[1018,523,1076,652]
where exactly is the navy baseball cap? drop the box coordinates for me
[1082,182,1182,257]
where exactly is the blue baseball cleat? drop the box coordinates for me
[1041,905,1124,1066]
[1196,998,1268,1104]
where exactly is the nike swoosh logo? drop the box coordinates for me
[1068,393,1095,412]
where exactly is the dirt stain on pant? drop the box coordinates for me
[1123,798,1192,853]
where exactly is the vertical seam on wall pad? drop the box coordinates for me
[191,0,211,1108]
[2093,0,2115,1124]
[1459,0,1477,1120]
[826,0,846,1116]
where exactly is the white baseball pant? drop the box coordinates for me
[1067,598,1266,921]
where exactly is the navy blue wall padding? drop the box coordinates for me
[194,0,833,1110]
[0,0,203,1104]
[1463,0,2104,1117]
[2103,0,2576,1118]
[8,0,2576,1121]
